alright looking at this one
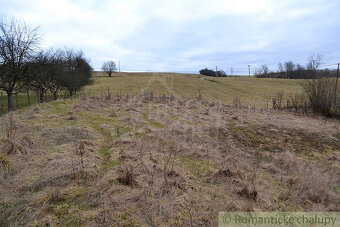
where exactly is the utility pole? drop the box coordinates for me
[248,65,251,77]
[334,63,339,107]
[119,60,120,72]
[230,67,233,76]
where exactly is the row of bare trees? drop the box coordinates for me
[254,55,335,79]
[0,16,92,111]
[257,55,339,117]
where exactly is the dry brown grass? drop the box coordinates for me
[0,154,12,178]
[84,72,304,108]
[0,94,339,226]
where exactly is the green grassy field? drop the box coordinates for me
[84,72,304,108]
[0,93,38,113]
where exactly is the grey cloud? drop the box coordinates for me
[1,0,339,73]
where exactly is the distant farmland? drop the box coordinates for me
[0,72,304,113]
[84,72,303,108]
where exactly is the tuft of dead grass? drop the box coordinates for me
[0,154,12,178]
[117,165,136,186]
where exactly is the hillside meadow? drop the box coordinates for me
[0,73,339,226]
[1,92,339,226]
[0,72,307,114]
[84,72,304,108]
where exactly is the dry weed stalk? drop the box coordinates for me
[187,200,194,227]
[276,90,284,109]
[238,167,258,202]
[105,93,112,101]
[100,196,107,223]
[117,165,136,186]
[76,141,86,172]
[0,154,12,178]
[1,113,16,140]
[197,88,202,101]
[292,163,336,206]
[162,144,177,186]
[138,142,152,159]
[233,95,241,107]
[287,93,308,113]
[115,127,120,137]
[140,206,157,227]
[74,141,87,182]
[0,113,26,154]
[283,177,297,201]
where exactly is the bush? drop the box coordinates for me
[302,77,334,116]
[199,68,227,77]
[287,93,307,112]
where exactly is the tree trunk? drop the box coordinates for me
[7,93,13,112]
[109,73,112,77]
[40,89,44,103]
[53,91,58,100]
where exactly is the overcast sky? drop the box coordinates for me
[1,0,339,74]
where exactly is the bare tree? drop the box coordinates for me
[277,62,285,78]
[28,51,50,104]
[306,54,322,80]
[46,49,65,100]
[295,64,305,79]
[102,61,117,77]
[254,65,269,77]
[0,16,40,111]
[307,54,322,71]
[28,49,62,103]
[59,48,93,97]
[261,65,269,75]
[284,61,295,79]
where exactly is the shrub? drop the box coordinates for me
[302,77,334,116]
[276,90,284,109]
[199,68,227,77]
[287,93,307,112]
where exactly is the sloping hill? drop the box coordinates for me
[1,94,339,226]
[84,72,303,108]
[0,72,305,114]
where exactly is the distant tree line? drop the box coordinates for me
[199,68,227,77]
[254,55,337,79]
[0,16,93,111]
[260,55,339,117]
